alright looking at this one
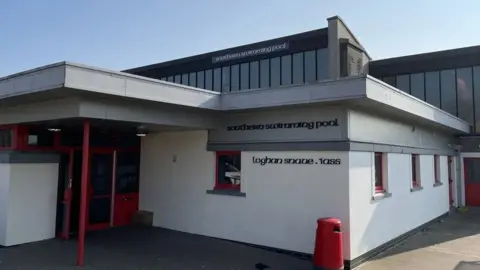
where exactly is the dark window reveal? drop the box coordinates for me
[215,152,241,190]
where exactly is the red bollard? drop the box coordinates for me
[313,218,344,270]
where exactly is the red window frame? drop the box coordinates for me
[412,154,420,187]
[374,152,384,193]
[434,155,440,183]
[215,151,241,190]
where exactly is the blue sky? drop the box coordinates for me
[1,0,479,77]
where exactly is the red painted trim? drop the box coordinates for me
[214,151,241,190]
[77,120,90,267]
[374,152,384,193]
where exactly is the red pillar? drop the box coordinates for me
[77,119,90,266]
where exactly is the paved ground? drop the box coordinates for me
[358,208,480,270]
[0,227,312,270]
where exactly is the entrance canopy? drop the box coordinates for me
[0,61,471,134]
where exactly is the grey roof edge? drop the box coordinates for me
[327,15,372,60]
[0,61,67,82]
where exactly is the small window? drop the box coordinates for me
[434,155,441,184]
[374,152,385,193]
[412,154,421,188]
[0,129,13,148]
[215,151,241,190]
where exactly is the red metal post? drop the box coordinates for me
[77,119,90,266]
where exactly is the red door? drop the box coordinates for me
[113,151,140,227]
[464,158,480,206]
[87,150,114,231]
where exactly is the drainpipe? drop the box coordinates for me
[449,144,463,208]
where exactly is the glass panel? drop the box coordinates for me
[281,55,292,85]
[222,66,230,92]
[474,66,480,132]
[167,76,174,82]
[292,52,304,84]
[88,197,111,224]
[189,72,196,87]
[197,71,205,89]
[174,75,181,84]
[396,74,410,93]
[305,50,316,82]
[181,73,189,86]
[260,59,270,88]
[0,129,12,147]
[374,153,382,189]
[425,71,441,108]
[116,152,140,194]
[317,49,328,80]
[231,64,240,91]
[27,127,55,147]
[271,57,281,87]
[441,69,457,116]
[383,76,396,87]
[217,153,241,187]
[456,67,474,124]
[240,62,249,90]
[160,77,167,81]
[205,69,213,90]
[213,68,221,92]
[90,153,113,196]
[465,158,480,183]
[250,61,259,89]
[410,73,425,100]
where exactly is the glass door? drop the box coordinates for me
[113,151,140,227]
[87,150,114,230]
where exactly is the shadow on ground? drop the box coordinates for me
[375,207,480,260]
[0,227,312,270]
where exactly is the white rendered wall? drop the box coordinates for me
[0,164,11,245]
[4,163,59,246]
[348,152,449,259]
[140,130,350,255]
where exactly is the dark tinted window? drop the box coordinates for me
[396,74,410,93]
[260,59,270,88]
[231,64,240,91]
[292,52,304,84]
[205,69,213,91]
[271,57,281,87]
[305,50,316,82]
[213,68,221,92]
[456,67,474,124]
[383,76,396,87]
[281,55,292,85]
[441,69,457,116]
[28,128,55,147]
[189,72,196,87]
[425,71,441,108]
[174,75,181,84]
[0,129,12,148]
[410,73,425,100]
[222,66,230,92]
[116,151,140,194]
[216,152,241,188]
[240,62,249,90]
[474,66,480,132]
[317,49,328,80]
[250,61,259,89]
[197,71,205,89]
[181,73,189,85]
[167,76,174,82]
[160,77,166,81]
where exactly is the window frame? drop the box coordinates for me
[374,152,385,193]
[215,151,241,190]
[434,155,441,184]
[411,154,421,188]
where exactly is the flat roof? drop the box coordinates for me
[0,61,470,134]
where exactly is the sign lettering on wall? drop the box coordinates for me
[226,119,339,132]
[212,42,289,63]
[252,156,342,166]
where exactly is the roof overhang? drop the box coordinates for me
[0,62,470,134]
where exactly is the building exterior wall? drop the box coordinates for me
[348,152,449,260]
[2,163,58,246]
[139,130,350,255]
[0,164,11,245]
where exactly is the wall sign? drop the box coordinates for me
[212,42,289,63]
[226,119,339,131]
[252,156,342,166]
